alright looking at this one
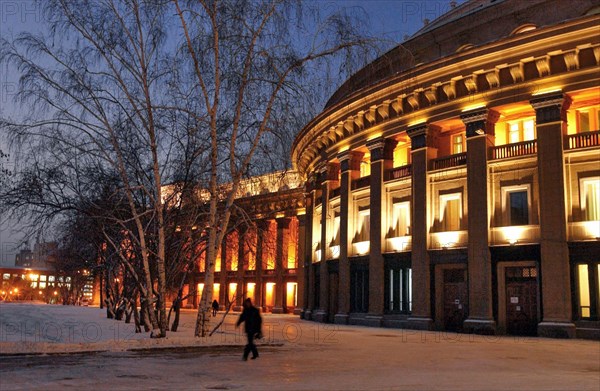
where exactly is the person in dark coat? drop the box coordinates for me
[211,299,219,317]
[236,298,262,360]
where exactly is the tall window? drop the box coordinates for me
[386,267,412,313]
[580,177,600,221]
[360,153,371,177]
[392,201,411,237]
[452,134,465,154]
[355,208,370,242]
[507,118,535,143]
[351,268,369,313]
[577,107,600,132]
[440,193,462,231]
[502,185,531,226]
[329,212,341,259]
[578,264,591,318]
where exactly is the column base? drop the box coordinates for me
[271,306,285,314]
[364,315,383,327]
[233,305,242,312]
[537,321,576,339]
[334,313,349,325]
[312,310,329,323]
[463,318,496,335]
[407,317,434,331]
[293,308,302,316]
[302,309,312,320]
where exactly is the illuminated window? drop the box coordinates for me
[386,267,412,314]
[355,207,370,243]
[246,282,256,302]
[393,143,410,168]
[359,153,371,177]
[265,282,275,307]
[329,212,341,259]
[507,118,536,143]
[502,185,531,226]
[577,264,591,318]
[452,134,465,154]
[392,201,411,237]
[440,193,462,231]
[577,107,600,132]
[244,227,257,270]
[227,231,239,271]
[2,274,9,280]
[287,219,298,269]
[286,282,298,308]
[215,245,222,272]
[580,177,600,221]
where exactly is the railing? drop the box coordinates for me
[244,270,257,277]
[385,164,412,181]
[352,175,371,190]
[227,270,238,277]
[430,152,467,170]
[567,130,600,149]
[286,268,298,275]
[263,269,275,276]
[490,140,537,160]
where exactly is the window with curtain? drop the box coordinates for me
[581,177,600,221]
[392,201,411,237]
[440,193,461,231]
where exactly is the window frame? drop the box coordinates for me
[579,176,600,221]
[439,192,463,232]
[501,184,532,226]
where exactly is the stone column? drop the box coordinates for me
[255,219,268,310]
[303,182,316,319]
[530,92,576,338]
[272,217,291,314]
[365,138,397,326]
[406,123,438,330]
[314,163,338,323]
[235,227,246,311]
[335,151,363,324]
[296,215,306,316]
[461,108,499,335]
[218,240,227,309]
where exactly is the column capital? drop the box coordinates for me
[407,123,439,151]
[338,150,364,173]
[315,162,339,184]
[460,108,500,138]
[530,92,572,124]
[276,217,292,229]
[366,137,397,162]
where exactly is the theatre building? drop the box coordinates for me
[291,0,600,338]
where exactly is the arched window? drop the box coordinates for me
[456,44,475,53]
[511,24,537,35]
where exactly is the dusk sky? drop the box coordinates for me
[0,0,463,265]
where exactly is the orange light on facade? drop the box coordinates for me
[246,282,256,302]
[53,291,58,296]
[265,282,275,307]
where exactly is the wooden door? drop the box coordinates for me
[506,266,538,336]
[443,269,468,332]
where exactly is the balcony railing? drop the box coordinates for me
[286,268,298,275]
[352,175,370,190]
[430,152,467,170]
[567,130,600,150]
[385,164,412,181]
[490,140,537,160]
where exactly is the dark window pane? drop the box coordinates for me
[509,191,529,225]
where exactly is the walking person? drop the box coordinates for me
[236,298,262,361]
[211,299,219,317]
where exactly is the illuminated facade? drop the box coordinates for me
[188,171,305,314]
[292,0,600,338]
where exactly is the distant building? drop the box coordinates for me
[32,242,58,269]
[15,249,34,267]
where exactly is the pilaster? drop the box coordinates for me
[272,217,291,314]
[530,92,575,338]
[461,108,498,335]
[406,123,437,330]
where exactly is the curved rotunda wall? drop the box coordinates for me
[324,0,598,111]
[294,0,600,338]
[292,0,600,177]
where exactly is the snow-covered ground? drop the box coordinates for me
[0,302,599,390]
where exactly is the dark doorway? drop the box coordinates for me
[505,266,538,336]
[443,268,468,332]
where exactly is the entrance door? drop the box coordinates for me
[328,273,339,323]
[505,266,538,336]
[443,269,468,332]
